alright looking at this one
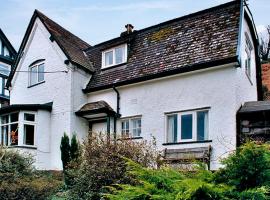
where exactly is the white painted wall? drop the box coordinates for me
[7,9,259,171]
[87,64,257,170]
[10,18,77,170]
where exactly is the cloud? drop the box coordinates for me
[257,25,267,34]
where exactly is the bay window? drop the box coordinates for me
[0,112,36,146]
[121,117,141,138]
[166,109,209,143]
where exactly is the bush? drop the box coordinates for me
[60,133,71,170]
[105,142,270,200]
[67,133,160,200]
[0,176,62,200]
[215,142,270,190]
[0,146,34,181]
[0,146,63,200]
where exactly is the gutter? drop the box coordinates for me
[113,86,121,137]
[83,56,238,93]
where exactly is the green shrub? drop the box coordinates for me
[70,134,80,160]
[0,146,34,181]
[60,133,71,170]
[215,142,270,190]
[67,133,160,200]
[0,176,62,200]
[105,142,270,200]
[0,146,63,199]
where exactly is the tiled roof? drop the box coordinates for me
[35,10,94,72]
[76,100,115,115]
[84,0,241,92]
[238,101,270,114]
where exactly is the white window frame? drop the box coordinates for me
[121,116,141,138]
[22,112,36,146]
[166,109,209,143]
[29,62,45,86]
[0,112,19,146]
[0,112,36,147]
[102,44,127,69]
[245,33,253,79]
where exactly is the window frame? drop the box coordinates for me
[244,33,253,80]
[22,112,36,146]
[102,44,127,69]
[0,112,37,147]
[121,116,142,138]
[0,112,19,146]
[29,62,45,87]
[166,109,209,143]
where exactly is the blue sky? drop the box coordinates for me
[1,0,269,50]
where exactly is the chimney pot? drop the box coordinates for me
[125,24,134,34]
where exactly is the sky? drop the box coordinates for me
[1,0,270,50]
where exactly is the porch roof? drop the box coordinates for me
[75,101,116,119]
[0,102,53,115]
[238,101,270,114]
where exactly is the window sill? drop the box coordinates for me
[117,136,143,141]
[28,81,45,88]
[7,145,37,150]
[101,62,127,71]
[162,140,212,146]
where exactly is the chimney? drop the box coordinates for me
[125,24,134,34]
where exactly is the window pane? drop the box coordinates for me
[115,46,124,64]
[4,79,8,96]
[10,113,18,122]
[38,64,44,82]
[181,114,192,140]
[132,118,141,137]
[121,120,129,137]
[1,125,8,146]
[197,111,208,141]
[1,115,8,124]
[4,46,9,57]
[105,51,113,66]
[24,113,35,122]
[24,124,34,145]
[0,77,3,95]
[167,115,177,143]
[0,64,10,76]
[10,123,18,145]
[30,66,38,85]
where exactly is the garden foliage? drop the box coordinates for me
[104,142,270,200]
[67,133,160,200]
[0,146,62,200]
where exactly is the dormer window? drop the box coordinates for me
[102,44,127,68]
[29,60,45,87]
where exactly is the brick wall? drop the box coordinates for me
[262,63,270,89]
[261,63,270,100]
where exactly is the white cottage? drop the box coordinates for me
[3,0,262,170]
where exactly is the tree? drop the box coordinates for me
[70,134,80,160]
[259,25,270,61]
[60,133,70,170]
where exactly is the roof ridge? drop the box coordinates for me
[34,9,91,49]
[86,0,240,49]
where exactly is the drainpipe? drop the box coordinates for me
[113,86,121,140]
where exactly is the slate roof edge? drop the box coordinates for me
[7,9,93,87]
[0,29,17,56]
[85,0,239,50]
[0,102,53,115]
[83,56,239,93]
